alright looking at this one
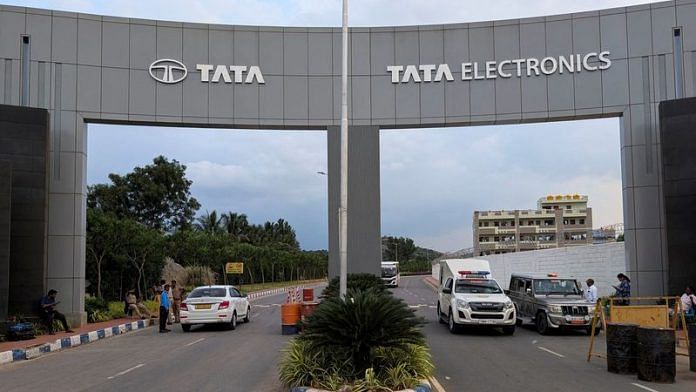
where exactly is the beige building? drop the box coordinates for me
[473,195,593,256]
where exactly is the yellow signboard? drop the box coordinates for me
[225,262,244,274]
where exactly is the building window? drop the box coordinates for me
[484,222,489,227]
[580,219,585,225]
[494,221,499,227]
[511,221,515,226]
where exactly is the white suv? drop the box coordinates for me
[437,276,516,335]
[180,285,250,332]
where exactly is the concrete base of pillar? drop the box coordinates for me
[65,311,87,328]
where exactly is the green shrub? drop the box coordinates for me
[143,300,159,314]
[301,288,425,376]
[320,273,388,300]
[108,301,127,319]
[85,297,109,323]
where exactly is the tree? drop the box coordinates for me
[86,209,121,298]
[221,212,250,242]
[195,210,223,235]
[119,219,166,298]
[382,236,417,262]
[87,156,200,232]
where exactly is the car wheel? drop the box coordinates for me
[229,312,237,330]
[181,324,191,332]
[502,326,516,335]
[448,310,459,334]
[535,312,550,335]
[243,307,251,323]
[437,303,445,324]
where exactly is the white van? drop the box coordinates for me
[436,258,516,335]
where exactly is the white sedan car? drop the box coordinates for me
[180,285,251,332]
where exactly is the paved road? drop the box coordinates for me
[0,285,325,392]
[3,278,695,392]
[395,276,696,392]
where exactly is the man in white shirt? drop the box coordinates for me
[584,279,598,303]
[681,286,695,315]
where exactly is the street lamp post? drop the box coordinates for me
[339,0,349,299]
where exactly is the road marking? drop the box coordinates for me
[631,383,660,392]
[185,338,205,347]
[107,363,145,380]
[429,376,447,392]
[254,305,271,308]
[537,346,565,358]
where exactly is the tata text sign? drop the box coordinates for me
[225,262,244,275]
[149,59,265,85]
[387,51,611,83]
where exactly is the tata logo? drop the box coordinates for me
[149,59,188,84]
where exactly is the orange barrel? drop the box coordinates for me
[281,303,302,335]
[302,288,314,302]
[301,302,319,319]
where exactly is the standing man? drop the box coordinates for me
[681,286,696,316]
[584,279,598,304]
[40,289,74,335]
[170,280,182,324]
[159,284,171,333]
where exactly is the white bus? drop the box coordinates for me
[381,261,400,287]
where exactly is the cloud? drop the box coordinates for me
[14,0,658,27]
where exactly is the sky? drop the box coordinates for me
[12,0,655,252]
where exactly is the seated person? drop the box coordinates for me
[40,289,74,335]
[125,289,152,319]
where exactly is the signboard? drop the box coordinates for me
[225,262,244,274]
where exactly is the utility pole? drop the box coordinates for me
[394,243,399,263]
[339,0,349,299]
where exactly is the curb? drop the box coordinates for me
[422,276,439,292]
[290,379,432,392]
[0,319,152,366]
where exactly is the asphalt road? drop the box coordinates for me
[2,278,695,392]
[0,285,325,392]
[395,276,696,392]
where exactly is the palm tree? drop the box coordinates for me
[195,210,223,234]
[221,212,250,242]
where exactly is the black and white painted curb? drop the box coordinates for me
[0,319,151,365]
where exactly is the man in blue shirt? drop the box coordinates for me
[159,284,171,333]
[40,289,74,335]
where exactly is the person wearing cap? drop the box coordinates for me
[39,289,74,335]
[584,279,598,303]
[126,289,151,319]
[170,280,183,324]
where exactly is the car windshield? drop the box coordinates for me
[187,287,227,298]
[455,279,502,294]
[382,266,397,277]
[533,279,581,295]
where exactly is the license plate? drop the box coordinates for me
[478,320,496,324]
[570,319,585,325]
[195,304,212,310]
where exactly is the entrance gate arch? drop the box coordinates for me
[0,1,694,324]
